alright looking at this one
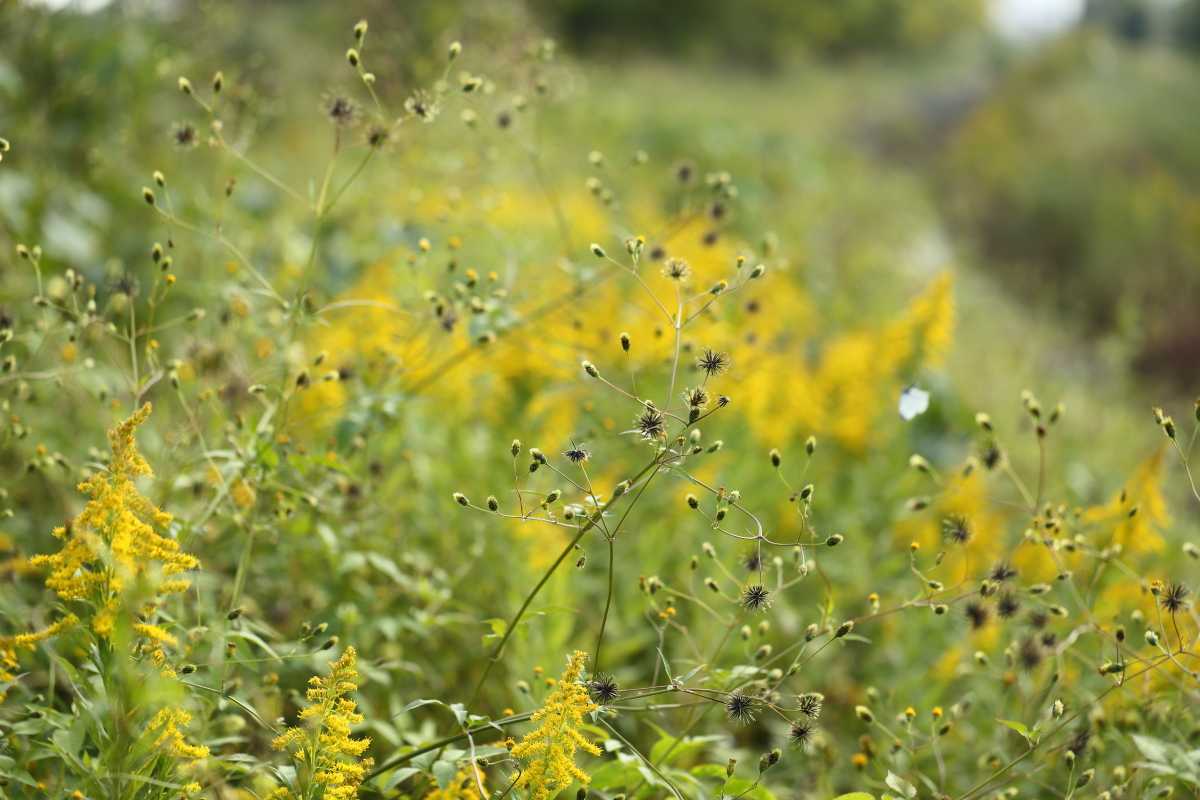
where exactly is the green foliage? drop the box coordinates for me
[1,4,1198,800]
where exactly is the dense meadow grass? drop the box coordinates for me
[1,3,1198,800]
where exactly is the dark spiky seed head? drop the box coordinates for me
[682,386,711,410]
[110,273,140,298]
[563,445,592,464]
[1027,610,1050,629]
[169,121,200,149]
[976,438,1004,471]
[1016,637,1044,671]
[724,690,758,724]
[588,673,620,705]
[1066,729,1091,758]
[989,561,1019,582]
[741,583,771,614]
[1160,582,1190,614]
[634,408,665,439]
[697,347,730,377]
[788,719,817,750]
[662,257,691,281]
[323,93,362,127]
[942,514,974,546]
[965,599,990,630]
[996,592,1021,620]
[740,550,764,572]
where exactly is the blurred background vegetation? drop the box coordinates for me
[2,0,1198,797]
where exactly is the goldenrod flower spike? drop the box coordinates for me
[27,403,198,643]
[273,646,374,800]
[511,650,601,800]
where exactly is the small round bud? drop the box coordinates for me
[590,243,606,258]
[726,759,737,778]
[181,664,196,674]
[826,534,843,547]
[142,187,156,205]
[799,484,814,501]
[511,439,522,456]
[1053,699,1064,718]
[620,331,631,352]
[805,436,816,456]
[453,492,469,506]
[153,170,165,187]
[1163,417,1176,440]
[835,620,854,637]
[704,577,719,593]
[178,77,193,94]
[487,496,499,512]
[582,360,599,378]
[449,41,462,60]
[213,71,224,93]
[1077,769,1094,788]
[354,19,368,41]
[227,606,245,620]
[855,705,875,723]
[749,264,765,279]
[1145,629,1160,647]
[909,454,930,472]
[530,448,546,463]
[588,150,604,166]
[769,448,781,467]
[545,489,561,504]
[686,494,699,509]
[320,636,338,650]
[347,49,360,67]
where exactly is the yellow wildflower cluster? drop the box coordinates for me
[0,645,17,701]
[272,646,374,800]
[510,650,601,800]
[421,766,486,800]
[27,403,198,644]
[144,706,211,760]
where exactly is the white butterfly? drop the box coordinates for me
[898,384,930,421]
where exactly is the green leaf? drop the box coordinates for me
[680,664,706,684]
[432,759,458,790]
[393,698,445,718]
[997,719,1028,737]
[258,445,279,470]
[382,767,420,792]
[51,723,84,756]
[657,648,673,683]
[690,764,729,778]
[886,770,917,800]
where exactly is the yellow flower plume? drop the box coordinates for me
[27,403,198,644]
[273,646,374,800]
[510,650,601,800]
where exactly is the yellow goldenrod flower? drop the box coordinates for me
[422,766,486,800]
[144,707,211,760]
[27,404,198,642]
[273,646,374,800]
[510,651,601,800]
